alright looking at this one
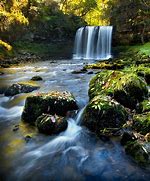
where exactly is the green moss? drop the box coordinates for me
[18,80,39,87]
[137,99,150,113]
[125,140,149,165]
[133,112,150,135]
[89,70,148,109]
[89,70,124,99]
[36,114,67,135]
[84,61,124,70]
[123,65,150,85]
[83,95,128,133]
[22,91,78,123]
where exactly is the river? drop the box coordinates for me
[0,59,150,181]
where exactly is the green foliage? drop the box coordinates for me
[89,70,148,109]
[107,0,150,43]
[133,112,150,135]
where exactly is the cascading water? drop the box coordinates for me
[73,26,113,60]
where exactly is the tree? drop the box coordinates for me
[0,0,28,48]
[105,0,150,43]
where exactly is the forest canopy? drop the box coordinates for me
[0,0,150,50]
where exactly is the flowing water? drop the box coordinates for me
[73,26,113,60]
[0,59,150,181]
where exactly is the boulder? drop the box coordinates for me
[89,70,148,109]
[36,114,67,135]
[71,68,87,74]
[22,91,78,123]
[124,141,150,165]
[120,131,137,146]
[82,95,128,135]
[4,82,40,96]
[31,76,43,81]
[136,66,150,85]
[133,112,150,135]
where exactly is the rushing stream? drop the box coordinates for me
[0,59,150,181]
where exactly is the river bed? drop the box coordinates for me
[0,59,150,181]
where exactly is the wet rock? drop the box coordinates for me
[24,135,32,142]
[121,131,136,146]
[31,76,43,81]
[124,141,150,165]
[89,70,148,109]
[82,95,128,135]
[0,71,4,75]
[22,91,78,123]
[84,62,124,70]
[87,71,94,74]
[12,125,19,132]
[36,114,67,135]
[72,68,87,74]
[136,66,150,85]
[133,112,150,135]
[4,82,40,96]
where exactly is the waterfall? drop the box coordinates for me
[73,26,113,60]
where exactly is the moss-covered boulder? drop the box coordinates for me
[124,141,150,165]
[31,76,43,81]
[89,70,148,109]
[4,82,40,96]
[36,114,67,135]
[22,91,78,123]
[133,112,150,135]
[82,95,128,135]
[136,66,150,85]
[89,70,121,99]
[123,65,150,85]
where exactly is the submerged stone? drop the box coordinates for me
[22,91,78,123]
[4,82,40,96]
[82,95,128,135]
[36,114,67,135]
[31,76,43,81]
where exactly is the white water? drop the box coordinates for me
[73,26,113,60]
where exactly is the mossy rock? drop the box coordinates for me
[125,141,150,165]
[31,76,43,81]
[133,112,150,135]
[36,114,67,135]
[89,70,148,109]
[136,66,150,85]
[84,61,124,70]
[4,82,40,96]
[136,99,150,113]
[123,65,150,85]
[89,70,123,99]
[22,91,78,123]
[82,95,128,135]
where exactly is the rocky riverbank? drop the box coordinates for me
[82,50,150,165]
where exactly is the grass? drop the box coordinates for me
[13,41,73,58]
[113,42,150,56]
